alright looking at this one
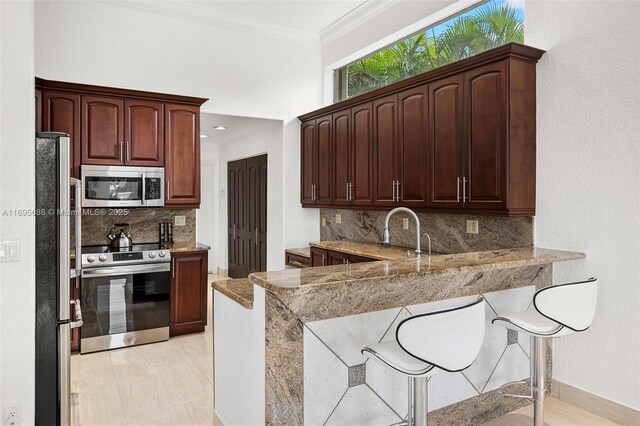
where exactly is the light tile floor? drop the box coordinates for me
[70,274,226,426]
[71,274,617,426]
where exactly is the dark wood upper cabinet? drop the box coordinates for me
[397,85,429,206]
[165,103,200,207]
[170,251,208,336]
[81,95,124,165]
[42,91,81,180]
[299,43,544,216]
[315,115,332,204]
[124,99,164,166]
[300,115,331,206]
[429,74,465,208]
[300,120,316,205]
[372,94,398,206]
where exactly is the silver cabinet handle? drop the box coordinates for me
[119,141,124,162]
[392,180,396,202]
[397,181,402,202]
[349,183,354,201]
[141,173,145,206]
[462,177,467,202]
[70,299,83,329]
[126,141,130,162]
[172,259,175,279]
[166,180,170,199]
[322,254,326,266]
[346,182,350,201]
[457,177,461,202]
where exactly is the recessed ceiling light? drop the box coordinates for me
[200,134,209,138]
[213,126,227,130]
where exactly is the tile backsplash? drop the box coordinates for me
[82,208,196,246]
[319,209,533,254]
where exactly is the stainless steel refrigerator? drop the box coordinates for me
[35,132,82,425]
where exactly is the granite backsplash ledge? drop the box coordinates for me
[319,209,533,254]
[82,208,195,246]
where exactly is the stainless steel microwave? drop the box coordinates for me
[81,165,164,207]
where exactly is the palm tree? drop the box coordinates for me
[346,0,524,98]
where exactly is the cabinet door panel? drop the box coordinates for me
[465,61,508,209]
[351,103,373,206]
[82,95,124,165]
[373,95,398,206]
[315,115,332,204]
[310,247,328,267]
[43,91,81,180]
[247,155,267,274]
[332,111,350,205]
[398,85,428,206]
[300,121,315,205]
[165,104,200,206]
[170,253,207,336]
[125,99,164,166]
[429,75,464,208]
[328,250,349,265]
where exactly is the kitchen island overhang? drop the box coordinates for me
[212,247,585,425]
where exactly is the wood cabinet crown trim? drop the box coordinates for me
[35,77,208,106]
[298,43,544,121]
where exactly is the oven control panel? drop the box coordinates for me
[82,250,170,268]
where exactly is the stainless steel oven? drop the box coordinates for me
[80,244,171,353]
[81,165,164,207]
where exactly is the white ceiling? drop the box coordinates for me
[105,0,402,43]
[200,113,282,145]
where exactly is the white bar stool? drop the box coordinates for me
[492,278,598,426]
[361,298,486,426]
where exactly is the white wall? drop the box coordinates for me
[526,0,640,410]
[0,0,36,422]
[36,1,324,272]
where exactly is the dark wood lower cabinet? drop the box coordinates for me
[170,252,208,336]
[228,154,267,278]
[311,247,374,267]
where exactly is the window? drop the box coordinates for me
[334,0,524,102]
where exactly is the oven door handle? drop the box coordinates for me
[82,262,171,278]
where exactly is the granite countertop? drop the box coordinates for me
[163,242,211,253]
[212,278,253,309]
[310,240,420,260]
[285,247,311,258]
[249,247,585,296]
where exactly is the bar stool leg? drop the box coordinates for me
[407,377,414,426]
[412,377,428,426]
[531,336,546,426]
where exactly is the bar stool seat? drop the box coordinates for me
[493,309,573,337]
[362,340,436,377]
[362,298,486,426]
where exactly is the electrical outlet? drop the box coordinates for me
[0,240,20,262]
[402,218,409,230]
[466,220,479,234]
[4,406,20,426]
[335,214,342,224]
[174,216,186,227]
[321,217,327,227]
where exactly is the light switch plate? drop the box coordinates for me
[336,214,342,224]
[321,217,327,227]
[174,216,186,226]
[466,220,479,234]
[402,218,409,230]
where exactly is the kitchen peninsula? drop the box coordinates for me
[212,246,584,425]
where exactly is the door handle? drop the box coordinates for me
[232,224,236,240]
[462,177,467,202]
[457,177,461,202]
[255,228,258,246]
[119,141,124,162]
[397,181,402,202]
[70,299,83,329]
[126,141,130,162]
[172,259,175,278]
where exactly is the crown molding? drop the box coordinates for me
[100,0,320,45]
[319,0,403,46]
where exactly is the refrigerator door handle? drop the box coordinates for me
[71,178,82,279]
[70,299,83,329]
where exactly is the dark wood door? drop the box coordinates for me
[397,85,429,206]
[464,61,508,210]
[228,159,247,278]
[429,75,465,208]
[247,154,268,275]
[42,91,82,181]
[81,95,124,165]
[165,104,200,206]
[315,115,332,204]
[170,252,208,336]
[35,89,42,132]
[373,94,398,206]
[332,110,350,205]
[310,247,328,267]
[300,120,315,205]
[351,103,373,206]
[125,99,164,166]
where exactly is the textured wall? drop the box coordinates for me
[320,209,533,254]
[81,208,196,246]
[527,0,640,409]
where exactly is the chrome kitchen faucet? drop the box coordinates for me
[382,207,431,257]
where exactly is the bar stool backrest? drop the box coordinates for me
[533,278,598,332]
[396,298,485,372]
